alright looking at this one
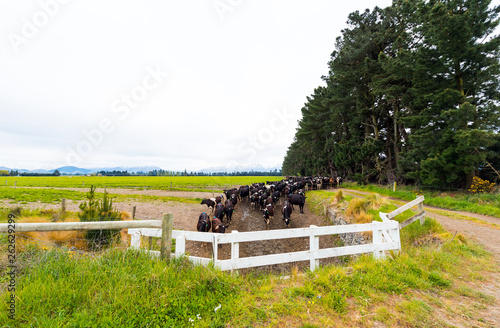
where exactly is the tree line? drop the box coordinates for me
[282,0,500,190]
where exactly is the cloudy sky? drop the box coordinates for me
[0,0,395,171]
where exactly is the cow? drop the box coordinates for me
[197,212,211,232]
[281,201,293,227]
[224,199,234,224]
[214,203,225,221]
[224,188,238,200]
[200,199,215,212]
[262,203,274,227]
[215,195,223,204]
[239,186,250,202]
[272,190,281,205]
[336,176,343,187]
[212,217,228,233]
[230,193,238,207]
[250,193,259,210]
[265,196,274,208]
[288,194,306,214]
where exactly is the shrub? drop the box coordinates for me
[468,176,495,193]
[78,186,122,249]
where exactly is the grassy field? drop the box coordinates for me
[0,176,281,190]
[0,187,201,205]
[0,215,496,327]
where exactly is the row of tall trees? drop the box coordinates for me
[282,0,500,189]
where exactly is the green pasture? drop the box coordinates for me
[0,176,281,191]
[0,187,200,206]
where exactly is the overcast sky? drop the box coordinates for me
[1,0,398,171]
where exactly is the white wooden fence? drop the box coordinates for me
[129,221,401,271]
[0,196,425,272]
[129,196,425,271]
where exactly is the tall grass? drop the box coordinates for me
[0,248,241,327]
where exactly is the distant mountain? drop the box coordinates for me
[55,166,93,175]
[198,164,281,173]
[0,166,54,174]
[0,165,163,175]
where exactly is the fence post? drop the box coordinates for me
[418,201,425,225]
[61,199,66,212]
[310,225,319,271]
[175,234,186,257]
[212,234,219,269]
[132,206,136,219]
[372,222,385,259]
[160,213,173,261]
[389,222,401,253]
[148,236,153,251]
[231,230,239,274]
[130,232,141,249]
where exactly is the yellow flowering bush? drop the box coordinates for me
[468,176,495,193]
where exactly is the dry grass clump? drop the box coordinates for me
[346,194,389,217]
[364,194,389,210]
[345,198,367,217]
[352,211,373,224]
[16,216,88,250]
[16,211,133,251]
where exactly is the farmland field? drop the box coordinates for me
[0,176,282,190]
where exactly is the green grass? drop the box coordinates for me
[0,176,281,190]
[1,185,499,326]
[0,187,201,205]
[342,183,500,218]
[0,217,497,327]
[0,247,240,327]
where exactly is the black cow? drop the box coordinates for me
[250,193,259,210]
[281,201,293,227]
[272,191,281,205]
[214,203,225,221]
[230,193,238,207]
[262,203,274,227]
[197,212,211,232]
[288,194,306,214]
[200,199,215,212]
[224,199,234,224]
[224,188,238,200]
[239,186,250,202]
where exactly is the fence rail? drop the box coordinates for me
[129,220,401,271]
[0,215,174,259]
[0,196,425,272]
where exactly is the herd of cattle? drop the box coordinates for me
[197,176,343,234]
